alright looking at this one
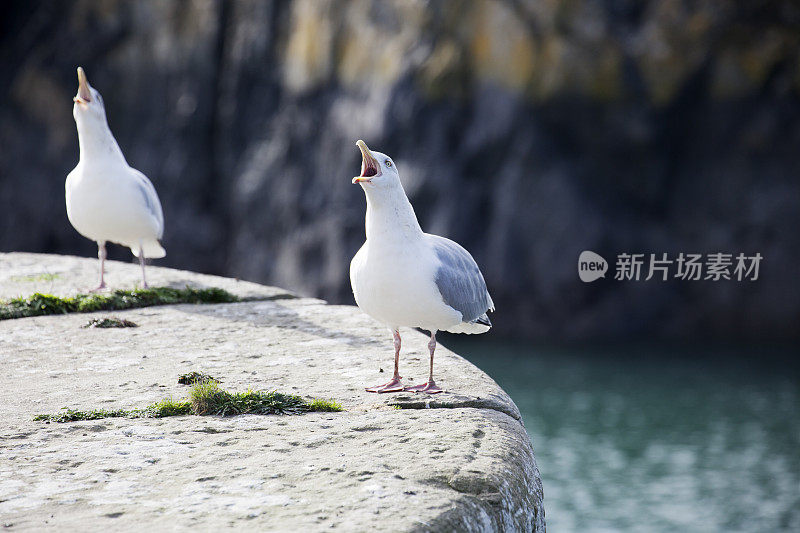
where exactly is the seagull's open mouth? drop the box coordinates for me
[353,139,380,184]
[361,159,378,178]
[74,67,92,105]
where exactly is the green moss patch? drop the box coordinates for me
[178,371,219,385]
[34,382,342,423]
[305,398,346,412]
[83,317,139,328]
[10,273,62,283]
[0,286,238,320]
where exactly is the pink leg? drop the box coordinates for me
[405,331,443,394]
[366,330,405,393]
[138,245,148,288]
[91,242,107,292]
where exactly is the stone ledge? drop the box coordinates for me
[0,253,545,531]
[0,252,291,301]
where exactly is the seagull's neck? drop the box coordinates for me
[76,119,126,165]
[364,186,424,244]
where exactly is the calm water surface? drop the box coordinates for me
[444,339,800,532]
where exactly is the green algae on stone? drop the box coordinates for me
[33,408,132,423]
[189,381,341,416]
[306,398,345,412]
[83,317,139,328]
[9,272,62,283]
[33,382,342,423]
[177,371,220,385]
[139,397,194,418]
[0,286,239,320]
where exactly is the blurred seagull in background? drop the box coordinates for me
[350,140,494,394]
[65,67,165,289]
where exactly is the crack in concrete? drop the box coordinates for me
[387,395,522,424]
[238,293,298,302]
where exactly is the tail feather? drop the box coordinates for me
[476,313,492,327]
[131,240,166,259]
[445,313,492,334]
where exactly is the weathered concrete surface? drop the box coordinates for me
[0,252,290,301]
[0,253,545,532]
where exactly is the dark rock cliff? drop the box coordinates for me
[2,0,799,341]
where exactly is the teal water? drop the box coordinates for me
[445,339,800,532]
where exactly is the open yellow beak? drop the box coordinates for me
[73,67,92,105]
[353,139,379,184]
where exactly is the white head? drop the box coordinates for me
[352,140,422,238]
[352,140,404,201]
[72,66,124,162]
[72,67,108,129]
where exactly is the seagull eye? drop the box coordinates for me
[385,160,392,168]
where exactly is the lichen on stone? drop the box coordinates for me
[177,371,220,385]
[83,317,139,328]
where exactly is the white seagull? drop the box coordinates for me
[350,140,494,394]
[65,67,165,289]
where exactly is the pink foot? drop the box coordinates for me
[89,282,107,292]
[404,380,444,394]
[365,376,405,393]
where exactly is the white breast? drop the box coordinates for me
[65,164,161,249]
[350,237,462,331]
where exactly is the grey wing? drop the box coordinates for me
[130,169,165,238]
[428,234,494,323]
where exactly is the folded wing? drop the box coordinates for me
[428,234,494,329]
[130,168,164,239]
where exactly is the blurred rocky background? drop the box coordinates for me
[1,0,799,341]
